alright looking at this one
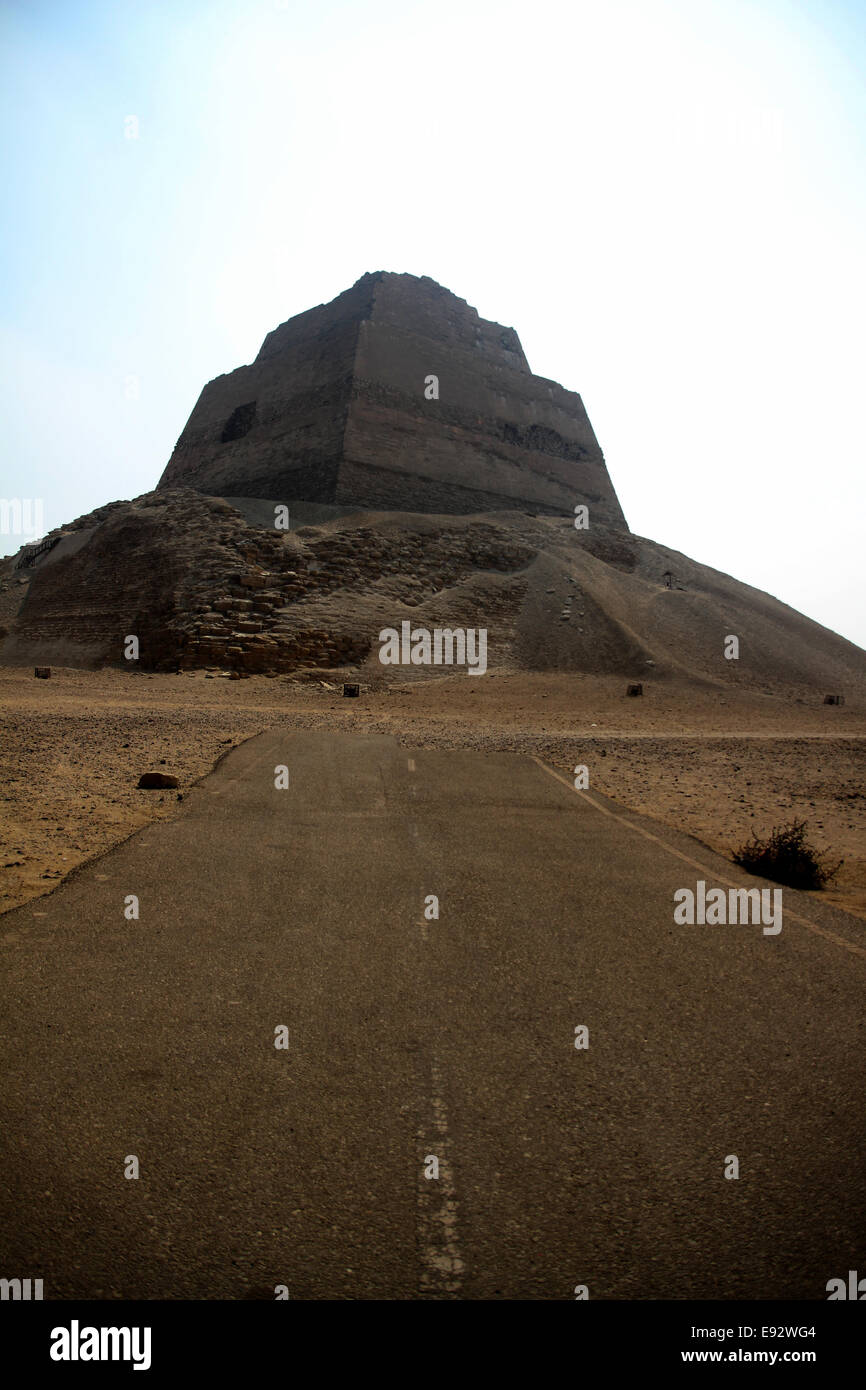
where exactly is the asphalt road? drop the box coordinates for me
[1,731,864,1300]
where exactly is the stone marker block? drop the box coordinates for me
[342,682,360,697]
[34,666,51,678]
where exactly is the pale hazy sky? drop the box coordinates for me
[1,0,864,645]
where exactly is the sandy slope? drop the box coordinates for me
[4,498,865,698]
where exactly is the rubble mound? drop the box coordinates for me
[1,490,863,698]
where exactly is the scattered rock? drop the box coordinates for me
[137,772,179,789]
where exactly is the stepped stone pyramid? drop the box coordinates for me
[157,271,629,529]
[6,269,861,693]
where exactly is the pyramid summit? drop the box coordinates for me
[157,271,629,529]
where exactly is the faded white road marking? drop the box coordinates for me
[406,820,428,940]
[417,1060,464,1297]
[533,756,866,961]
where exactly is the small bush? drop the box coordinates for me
[732,819,842,890]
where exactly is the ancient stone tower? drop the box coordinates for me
[157,271,628,529]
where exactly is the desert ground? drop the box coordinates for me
[1,663,864,922]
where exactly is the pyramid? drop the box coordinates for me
[157,271,628,529]
[2,274,863,695]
